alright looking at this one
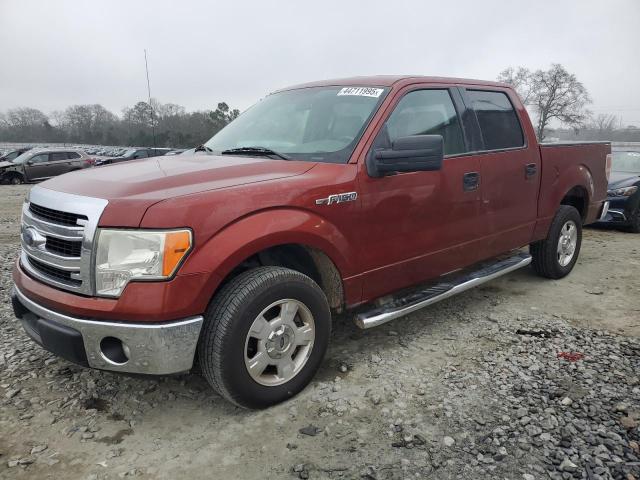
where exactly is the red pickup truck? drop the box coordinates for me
[12,76,610,408]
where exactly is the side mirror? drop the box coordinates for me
[369,135,444,177]
[26,160,33,165]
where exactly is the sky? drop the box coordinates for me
[1,0,639,126]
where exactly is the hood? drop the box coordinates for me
[609,171,640,189]
[39,154,316,226]
[42,154,316,201]
[0,161,14,169]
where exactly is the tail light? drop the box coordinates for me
[85,157,96,166]
[605,153,612,182]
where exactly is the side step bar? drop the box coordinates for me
[354,251,532,329]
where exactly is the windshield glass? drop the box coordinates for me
[612,151,640,174]
[11,151,35,164]
[204,86,388,163]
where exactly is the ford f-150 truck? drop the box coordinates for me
[11,76,611,408]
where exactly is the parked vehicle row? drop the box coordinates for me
[95,147,173,165]
[0,145,186,183]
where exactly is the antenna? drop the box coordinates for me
[144,49,156,148]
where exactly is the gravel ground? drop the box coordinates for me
[0,184,638,480]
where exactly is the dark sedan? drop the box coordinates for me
[598,149,640,232]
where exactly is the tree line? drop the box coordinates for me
[498,63,639,141]
[2,65,639,146]
[0,100,240,148]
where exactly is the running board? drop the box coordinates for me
[354,252,532,329]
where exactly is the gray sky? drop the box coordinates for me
[1,0,639,125]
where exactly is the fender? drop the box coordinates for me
[178,207,357,303]
[533,162,594,241]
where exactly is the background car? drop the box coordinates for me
[95,147,171,165]
[164,148,187,156]
[0,148,95,184]
[0,147,32,163]
[598,148,640,232]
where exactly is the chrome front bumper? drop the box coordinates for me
[12,286,203,375]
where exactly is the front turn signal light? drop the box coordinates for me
[163,230,192,276]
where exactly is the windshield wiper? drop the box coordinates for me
[195,144,213,153]
[221,146,290,160]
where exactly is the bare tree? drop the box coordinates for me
[498,67,534,104]
[498,64,591,140]
[590,114,618,132]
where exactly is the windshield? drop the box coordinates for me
[11,151,35,164]
[204,86,388,163]
[612,151,640,174]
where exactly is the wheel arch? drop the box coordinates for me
[560,184,590,222]
[183,208,354,313]
[5,170,25,183]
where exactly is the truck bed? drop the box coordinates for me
[537,141,610,230]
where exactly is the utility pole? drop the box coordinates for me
[144,49,156,147]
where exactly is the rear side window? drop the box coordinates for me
[467,90,524,150]
[385,89,466,155]
[67,152,80,159]
[50,152,67,161]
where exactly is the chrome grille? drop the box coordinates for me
[20,186,108,295]
[29,203,88,226]
[27,257,82,286]
[45,236,82,257]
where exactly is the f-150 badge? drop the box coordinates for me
[315,192,358,206]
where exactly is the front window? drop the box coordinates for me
[612,151,640,174]
[384,89,466,155]
[204,86,388,163]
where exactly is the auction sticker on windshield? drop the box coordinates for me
[337,87,384,98]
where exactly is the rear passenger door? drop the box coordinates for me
[47,152,73,176]
[459,88,540,256]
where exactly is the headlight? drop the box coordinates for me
[95,229,192,297]
[607,186,638,197]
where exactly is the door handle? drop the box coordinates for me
[525,163,538,178]
[463,172,480,192]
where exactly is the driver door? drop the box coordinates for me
[356,86,485,301]
[24,153,52,181]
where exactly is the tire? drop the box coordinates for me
[198,266,331,409]
[627,207,640,233]
[530,205,582,279]
[9,174,24,185]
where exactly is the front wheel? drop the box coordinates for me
[9,174,24,185]
[627,206,640,233]
[198,267,331,409]
[530,205,582,279]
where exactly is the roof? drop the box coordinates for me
[276,75,510,93]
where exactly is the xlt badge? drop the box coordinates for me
[315,192,358,206]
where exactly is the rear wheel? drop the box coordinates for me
[530,205,582,279]
[198,266,331,409]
